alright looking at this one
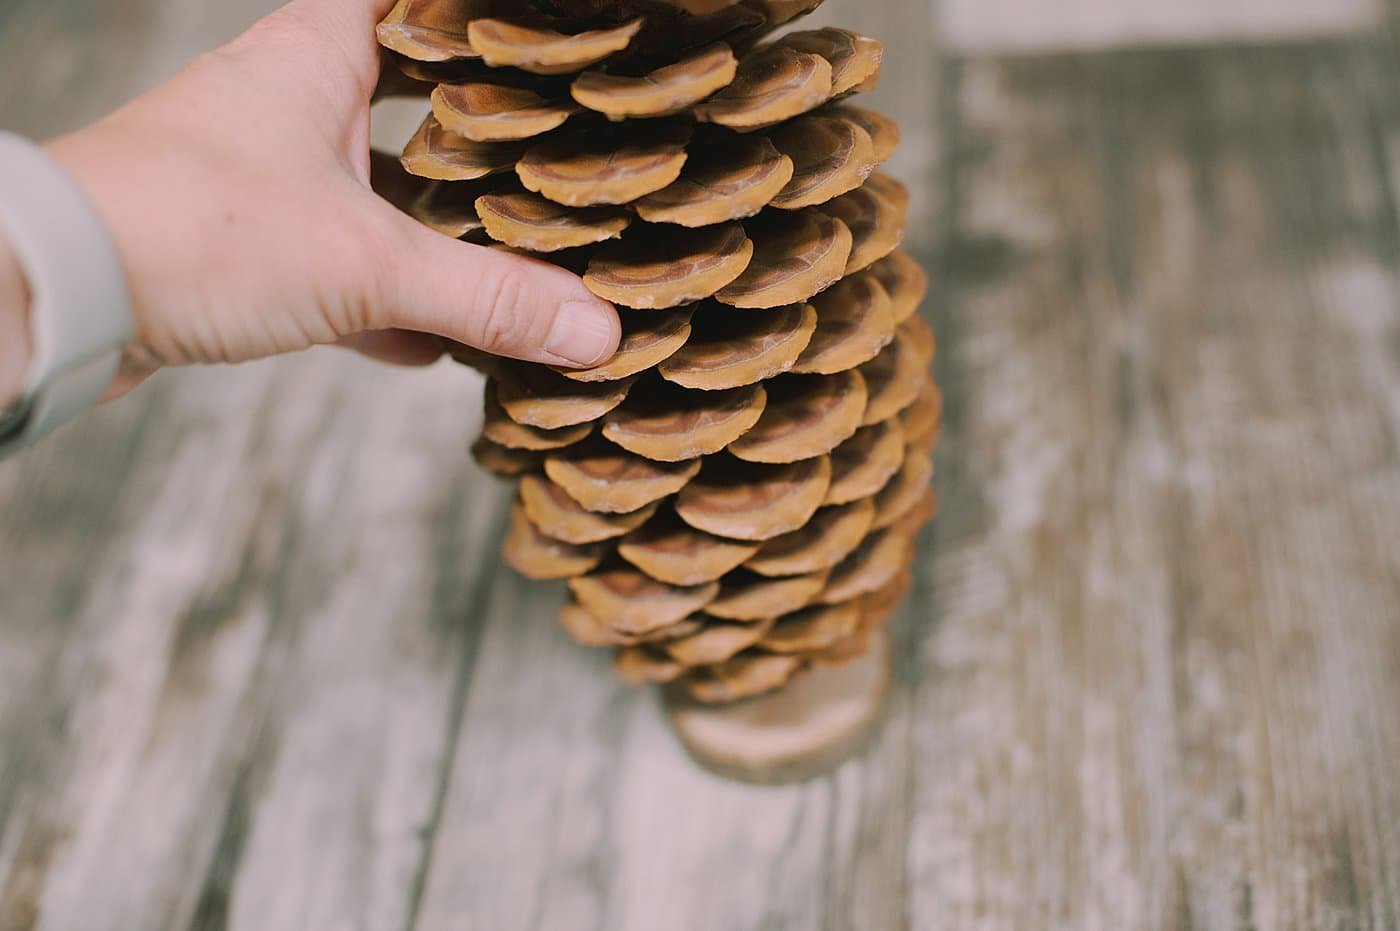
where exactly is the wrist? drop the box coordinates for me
[0,234,33,410]
[45,121,221,374]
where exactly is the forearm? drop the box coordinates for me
[0,233,32,409]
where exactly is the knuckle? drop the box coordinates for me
[298,215,363,332]
[345,210,410,331]
[473,264,534,354]
[355,242,399,332]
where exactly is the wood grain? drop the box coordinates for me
[3,2,1400,930]
[908,42,1400,930]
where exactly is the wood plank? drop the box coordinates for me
[806,0,942,251]
[0,5,510,930]
[0,356,505,931]
[186,361,505,931]
[904,42,1400,930]
[411,563,914,931]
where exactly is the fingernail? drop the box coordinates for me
[545,301,617,367]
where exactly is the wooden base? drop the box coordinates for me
[665,631,891,784]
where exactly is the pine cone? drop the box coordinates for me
[379,0,941,703]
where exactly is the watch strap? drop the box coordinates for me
[0,132,133,451]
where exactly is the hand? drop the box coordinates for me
[40,0,620,398]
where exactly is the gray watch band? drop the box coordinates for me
[0,132,133,454]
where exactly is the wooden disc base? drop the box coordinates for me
[665,631,891,784]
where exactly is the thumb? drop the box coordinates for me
[367,203,621,368]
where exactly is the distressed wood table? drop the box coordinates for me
[2,1,1398,929]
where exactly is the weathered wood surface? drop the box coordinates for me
[3,2,1400,930]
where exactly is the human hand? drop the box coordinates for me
[41,0,620,398]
